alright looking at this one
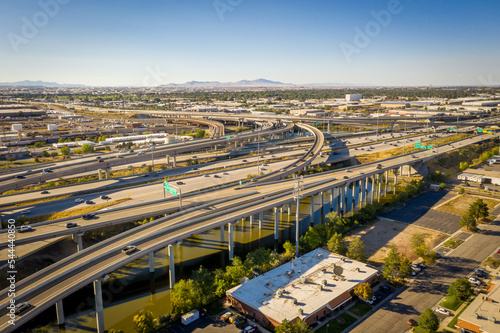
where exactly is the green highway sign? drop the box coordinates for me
[226,136,231,139]
[449,127,454,131]
[164,181,178,196]
[315,122,319,125]
[414,142,433,150]
[478,128,483,133]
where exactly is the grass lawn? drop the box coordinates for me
[440,295,464,311]
[316,313,357,333]
[442,238,463,249]
[348,302,372,317]
[447,301,471,329]
[482,256,500,269]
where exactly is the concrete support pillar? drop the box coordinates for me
[330,188,334,212]
[351,182,357,212]
[259,211,264,229]
[249,214,254,226]
[338,186,343,217]
[220,225,224,242]
[166,155,170,168]
[408,165,411,177]
[56,300,64,325]
[336,187,341,214]
[98,169,103,180]
[394,169,398,194]
[343,185,348,215]
[310,195,315,224]
[172,155,176,168]
[228,223,234,260]
[320,192,324,223]
[168,244,175,289]
[105,169,110,179]
[288,202,292,215]
[385,170,389,195]
[93,279,105,333]
[371,176,375,203]
[378,174,382,201]
[274,207,279,240]
[148,252,155,273]
[360,179,366,205]
[327,122,331,134]
[76,233,84,252]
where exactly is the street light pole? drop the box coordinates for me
[293,176,304,258]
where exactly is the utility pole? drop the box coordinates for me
[293,176,304,258]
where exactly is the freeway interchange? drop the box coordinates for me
[0,116,496,332]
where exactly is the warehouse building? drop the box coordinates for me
[226,248,379,328]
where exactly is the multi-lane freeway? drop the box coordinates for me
[0,130,496,331]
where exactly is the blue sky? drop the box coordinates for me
[1,0,499,86]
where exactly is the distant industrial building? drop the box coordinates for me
[289,109,326,117]
[52,140,95,148]
[380,102,410,109]
[11,124,22,132]
[456,276,500,333]
[47,124,58,131]
[227,248,379,328]
[462,100,500,107]
[345,94,362,101]
[457,168,500,185]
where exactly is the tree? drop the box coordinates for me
[470,199,489,222]
[410,233,425,250]
[51,152,58,157]
[382,245,412,284]
[418,308,439,332]
[34,142,44,148]
[459,162,469,171]
[60,146,70,156]
[171,279,198,316]
[327,232,347,255]
[81,144,94,153]
[41,150,49,157]
[353,282,373,301]
[346,237,365,262]
[460,210,477,231]
[448,278,473,301]
[276,319,311,333]
[283,241,295,258]
[58,138,64,143]
[133,309,157,333]
[439,183,446,190]
[7,157,15,163]
[459,187,465,194]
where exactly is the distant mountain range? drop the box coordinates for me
[0,80,87,87]
[161,78,295,88]
[0,79,367,88]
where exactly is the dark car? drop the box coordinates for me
[15,175,25,179]
[65,222,78,228]
[176,181,184,185]
[82,213,96,220]
[475,269,488,277]
[343,176,349,179]
[85,200,94,204]
[379,285,391,293]
[233,316,247,328]
[376,164,382,169]
[100,195,109,200]
[40,190,49,194]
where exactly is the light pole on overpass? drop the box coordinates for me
[150,143,155,171]
[293,176,304,258]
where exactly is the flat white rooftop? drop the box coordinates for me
[227,248,378,323]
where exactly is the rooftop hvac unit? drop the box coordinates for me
[317,253,323,258]
[300,276,306,283]
[322,279,327,286]
[298,309,303,315]
[488,316,496,323]
[292,298,297,305]
[471,312,478,319]
[317,284,323,291]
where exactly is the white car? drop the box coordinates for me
[75,198,84,203]
[469,276,481,286]
[435,307,450,316]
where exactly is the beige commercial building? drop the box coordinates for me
[227,248,379,328]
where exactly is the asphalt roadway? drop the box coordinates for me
[350,218,500,333]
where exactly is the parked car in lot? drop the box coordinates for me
[243,324,258,333]
[233,316,247,327]
[122,245,137,254]
[411,264,422,272]
[228,314,239,324]
[475,269,488,277]
[469,276,481,285]
[379,285,391,293]
[18,226,32,233]
[65,222,78,228]
[407,319,417,326]
[435,307,450,316]
[82,213,96,220]
[220,311,233,322]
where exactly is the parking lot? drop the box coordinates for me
[164,311,265,333]
[382,191,462,234]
